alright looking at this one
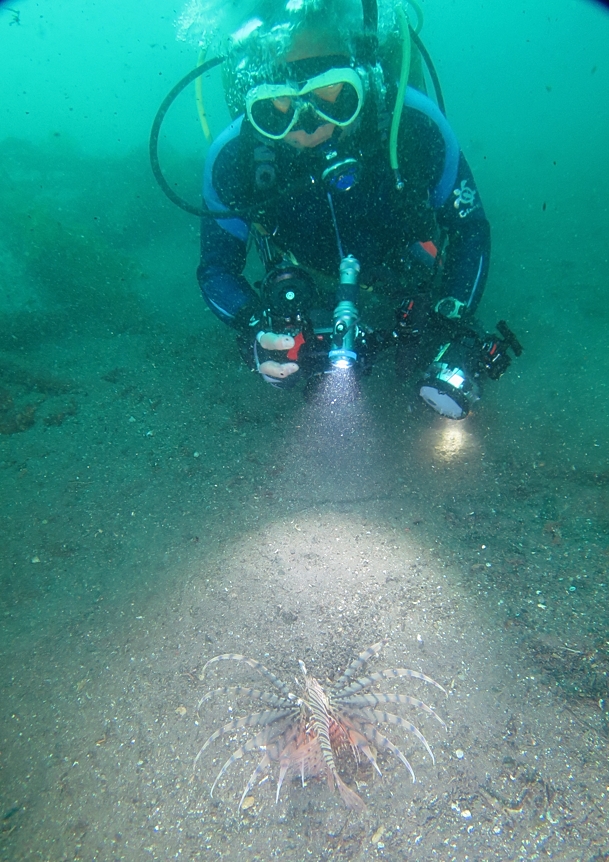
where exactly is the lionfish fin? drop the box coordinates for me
[275,763,288,803]
[239,752,270,808]
[335,774,366,812]
[333,639,389,689]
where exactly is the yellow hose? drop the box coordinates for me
[195,48,213,143]
[389,4,411,183]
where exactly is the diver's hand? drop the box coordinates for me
[255,331,299,380]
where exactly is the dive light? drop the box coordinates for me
[329,255,360,370]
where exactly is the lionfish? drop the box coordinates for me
[194,639,447,811]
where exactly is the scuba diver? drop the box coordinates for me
[184,0,521,419]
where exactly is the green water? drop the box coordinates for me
[1,2,608,860]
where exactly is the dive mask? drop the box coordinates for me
[245,68,364,140]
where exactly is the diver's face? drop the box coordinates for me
[277,74,359,149]
[277,30,356,150]
[283,122,336,149]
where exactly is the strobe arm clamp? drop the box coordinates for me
[481,320,523,380]
[329,256,361,370]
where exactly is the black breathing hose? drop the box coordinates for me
[149,23,446,216]
[409,27,446,116]
[149,55,237,217]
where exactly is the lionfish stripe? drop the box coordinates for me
[336,667,446,698]
[338,693,446,728]
[194,708,294,767]
[202,654,293,697]
[196,641,446,811]
[307,677,338,776]
[210,726,275,797]
[236,708,296,729]
[313,713,336,773]
[333,639,388,688]
[357,707,435,764]
[198,685,290,711]
[362,723,416,782]
[239,752,271,808]
[338,719,383,777]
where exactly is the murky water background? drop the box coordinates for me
[1,1,608,859]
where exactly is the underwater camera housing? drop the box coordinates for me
[259,259,319,337]
[419,339,480,419]
[419,320,523,419]
[259,255,374,376]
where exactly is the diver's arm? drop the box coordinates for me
[435,153,491,316]
[197,218,259,327]
[197,132,262,328]
[400,105,491,317]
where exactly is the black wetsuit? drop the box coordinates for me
[197,84,491,377]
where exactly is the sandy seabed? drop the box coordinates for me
[1,313,608,862]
